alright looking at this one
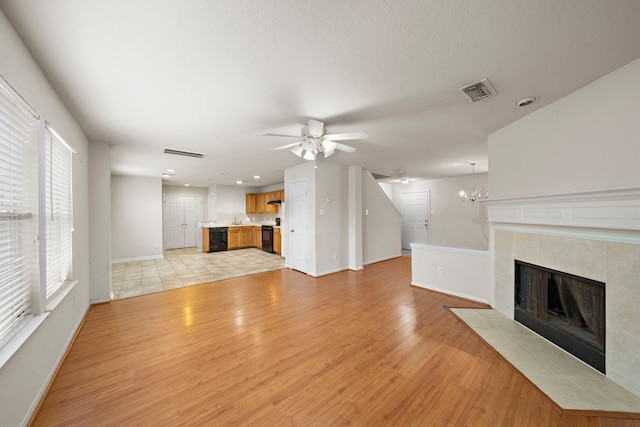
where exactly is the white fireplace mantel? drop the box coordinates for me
[484,187,640,232]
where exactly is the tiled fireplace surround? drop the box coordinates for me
[488,188,640,397]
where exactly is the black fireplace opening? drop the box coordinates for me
[514,260,605,373]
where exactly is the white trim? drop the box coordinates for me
[411,281,490,305]
[363,255,402,265]
[410,243,489,257]
[45,280,78,312]
[112,254,164,264]
[486,187,640,231]
[492,223,640,245]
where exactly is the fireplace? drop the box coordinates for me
[514,260,605,373]
[488,188,640,397]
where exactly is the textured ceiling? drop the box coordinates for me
[2,0,640,186]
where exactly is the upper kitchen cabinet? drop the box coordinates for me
[245,193,257,214]
[245,190,283,214]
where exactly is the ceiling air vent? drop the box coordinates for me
[458,78,497,103]
[162,148,207,159]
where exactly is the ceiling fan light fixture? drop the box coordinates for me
[290,144,304,157]
[322,140,337,157]
[267,119,365,160]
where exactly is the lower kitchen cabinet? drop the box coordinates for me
[253,226,262,249]
[228,226,254,250]
[227,228,240,250]
[274,228,281,255]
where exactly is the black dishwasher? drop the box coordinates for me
[262,225,274,253]
[208,227,228,252]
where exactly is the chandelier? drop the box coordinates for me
[458,162,488,202]
[290,136,337,160]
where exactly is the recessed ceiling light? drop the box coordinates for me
[184,183,190,187]
[166,169,176,173]
[162,174,171,178]
[236,180,243,184]
[254,175,261,179]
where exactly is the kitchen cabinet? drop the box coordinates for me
[245,190,284,214]
[240,227,252,247]
[227,228,240,250]
[253,226,262,249]
[228,226,253,250]
[256,193,265,213]
[274,228,281,255]
[245,194,257,214]
[202,228,210,252]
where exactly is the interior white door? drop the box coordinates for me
[289,180,307,273]
[401,191,429,249]
[163,194,203,249]
[164,195,185,250]
[183,196,203,248]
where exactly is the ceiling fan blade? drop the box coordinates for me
[269,142,302,151]
[308,119,324,137]
[262,132,301,138]
[323,131,368,141]
[335,142,356,153]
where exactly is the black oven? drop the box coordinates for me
[262,225,274,253]
[208,227,228,252]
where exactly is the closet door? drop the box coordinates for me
[164,195,185,249]
[183,195,203,247]
[163,194,203,249]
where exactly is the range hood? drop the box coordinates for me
[267,199,282,205]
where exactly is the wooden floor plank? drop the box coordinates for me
[32,258,639,426]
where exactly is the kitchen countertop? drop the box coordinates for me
[200,222,278,228]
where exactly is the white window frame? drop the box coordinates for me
[42,122,74,304]
[0,74,75,361]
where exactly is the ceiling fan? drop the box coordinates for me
[264,119,368,160]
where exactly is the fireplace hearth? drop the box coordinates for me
[514,260,605,373]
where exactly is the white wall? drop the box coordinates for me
[88,141,111,303]
[214,184,260,213]
[363,171,402,264]
[260,183,285,192]
[411,244,491,304]
[489,57,640,199]
[111,176,163,261]
[0,11,91,427]
[315,163,349,275]
[391,174,489,250]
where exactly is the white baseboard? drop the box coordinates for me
[112,254,164,264]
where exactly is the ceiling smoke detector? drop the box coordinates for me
[458,78,497,103]
[162,148,208,159]
[516,96,538,107]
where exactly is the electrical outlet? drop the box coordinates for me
[333,253,337,260]
[437,266,444,276]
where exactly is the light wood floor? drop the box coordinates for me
[33,257,639,426]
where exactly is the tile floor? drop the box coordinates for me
[111,248,284,300]
[451,308,640,413]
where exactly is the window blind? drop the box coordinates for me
[0,79,39,346]
[44,124,73,302]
